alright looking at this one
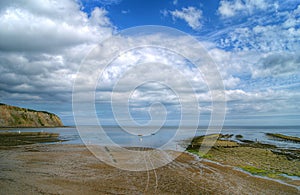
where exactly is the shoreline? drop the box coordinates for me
[0,130,299,193]
[0,143,299,194]
[0,126,71,130]
[185,150,300,190]
[187,133,300,187]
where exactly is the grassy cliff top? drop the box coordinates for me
[0,103,63,128]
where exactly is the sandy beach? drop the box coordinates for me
[0,143,299,195]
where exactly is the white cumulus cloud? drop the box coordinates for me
[218,0,268,17]
[169,7,203,30]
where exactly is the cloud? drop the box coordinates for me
[218,0,268,17]
[1,0,299,125]
[90,7,114,27]
[2,19,297,122]
[77,38,211,97]
[253,52,300,77]
[121,10,130,14]
[0,0,113,52]
[215,3,300,53]
[225,89,300,116]
[71,33,228,125]
[0,0,114,105]
[80,0,122,6]
[169,7,203,30]
[282,4,300,28]
[94,0,122,5]
[218,24,300,52]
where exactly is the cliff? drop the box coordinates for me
[0,103,63,127]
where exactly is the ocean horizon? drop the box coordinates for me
[4,125,300,149]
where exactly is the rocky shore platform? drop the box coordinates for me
[0,142,299,194]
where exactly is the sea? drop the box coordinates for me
[4,126,300,150]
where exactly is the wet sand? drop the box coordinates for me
[0,144,299,195]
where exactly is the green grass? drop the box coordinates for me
[187,147,300,183]
[201,154,213,158]
[240,166,270,175]
[186,149,213,159]
[240,165,300,179]
[186,149,199,155]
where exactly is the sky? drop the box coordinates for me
[0,0,299,126]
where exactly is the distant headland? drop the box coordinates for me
[0,103,63,128]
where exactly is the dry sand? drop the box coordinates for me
[0,144,299,195]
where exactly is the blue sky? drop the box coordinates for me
[79,0,230,36]
[0,0,299,126]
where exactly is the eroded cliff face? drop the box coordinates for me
[0,104,63,127]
